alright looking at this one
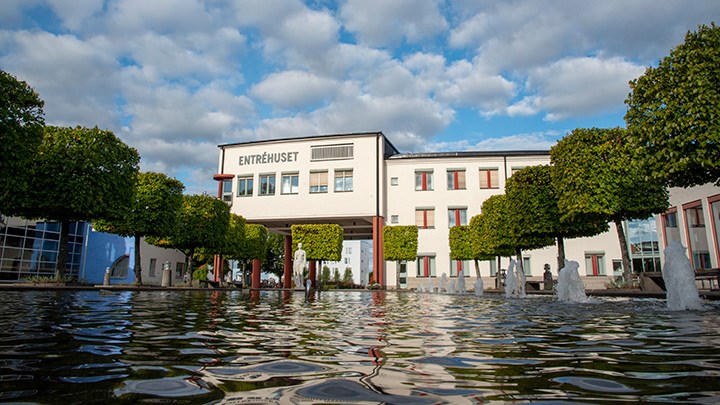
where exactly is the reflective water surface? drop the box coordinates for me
[0,290,719,404]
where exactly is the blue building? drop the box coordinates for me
[0,216,186,285]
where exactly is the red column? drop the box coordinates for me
[308,261,317,288]
[372,216,384,287]
[283,235,292,289]
[251,259,261,289]
[212,255,222,282]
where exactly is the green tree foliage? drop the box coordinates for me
[625,23,720,187]
[383,225,418,262]
[0,70,45,213]
[241,224,269,261]
[25,126,139,280]
[261,233,285,280]
[505,165,608,270]
[220,213,247,259]
[449,225,492,278]
[321,266,331,285]
[551,127,669,281]
[94,172,184,284]
[342,267,353,284]
[478,195,553,273]
[291,224,343,261]
[332,268,341,284]
[150,194,230,276]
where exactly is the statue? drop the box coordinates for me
[293,243,306,289]
[543,263,554,291]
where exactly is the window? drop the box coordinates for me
[479,168,499,189]
[585,253,606,276]
[237,175,253,197]
[710,195,720,268]
[390,215,399,224]
[176,262,185,278]
[415,170,433,191]
[149,258,157,278]
[310,171,328,193]
[450,260,470,277]
[683,201,711,269]
[334,170,353,192]
[627,217,662,273]
[522,257,531,276]
[415,208,435,229]
[259,174,275,196]
[447,169,466,190]
[281,173,299,194]
[390,177,399,186]
[448,208,467,227]
[221,179,233,202]
[417,255,436,277]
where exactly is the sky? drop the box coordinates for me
[1,1,718,195]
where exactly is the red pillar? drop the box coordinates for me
[212,173,233,285]
[372,216,385,287]
[251,259,261,289]
[283,235,292,289]
[308,261,317,288]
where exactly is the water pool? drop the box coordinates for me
[0,290,718,403]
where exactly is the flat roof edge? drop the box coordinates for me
[387,150,551,160]
[219,131,388,149]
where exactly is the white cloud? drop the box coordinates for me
[2,30,120,128]
[507,56,645,121]
[251,70,339,109]
[340,0,447,47]
[47,0,104,31]
[425,131,560,152]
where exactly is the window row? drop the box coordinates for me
[406,168,505,191]
[391,207,469,228]
[224,170,354,198]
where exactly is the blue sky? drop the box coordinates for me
[1,0,718,195]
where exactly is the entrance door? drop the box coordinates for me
[398,263,408,289]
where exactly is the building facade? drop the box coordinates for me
[659,183,720,271]
[216,132,635,290]
[0,216,186,285]
[324,240,372,286]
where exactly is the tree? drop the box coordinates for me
[478,194,553,274]
[449,225,492,278]
[625,23,720,188]
[94,172,184,284]
[22,126,139,280]
[261,233,284,280]
[505,165,608,270]
[383,225,418,286]
[342,267,353,285]
[0,70,44,213]
[152,194,230,276]
[291,224,343,261]
[551,127,669,282]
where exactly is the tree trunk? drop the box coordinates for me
[473,259,480,278]
[614,218,632,283]
[515,247,523,275]
[134,234,143,285]
[187,247,195,279]
[556,236,565,271]
[55,219,70,281]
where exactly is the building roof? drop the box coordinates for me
[218,131,549,160]
[218,131,400,154]
[388,149,550,160]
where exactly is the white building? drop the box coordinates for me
[214,132,676,290]
[324,240,372,286]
